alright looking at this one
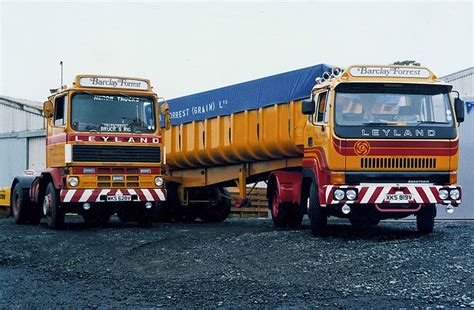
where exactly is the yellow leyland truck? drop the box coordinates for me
[163,64,464,234]
[9,75,168,228]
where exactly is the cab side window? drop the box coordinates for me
[315,91,329,123]
[54,95,67,126]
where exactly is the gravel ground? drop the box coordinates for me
[0,216,472,308]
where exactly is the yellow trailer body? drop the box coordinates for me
[165,101,306,169]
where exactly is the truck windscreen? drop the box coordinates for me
[333,83,456,139]
[71,93,156,133]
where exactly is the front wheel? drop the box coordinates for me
[308,184,327,236]
[43,183,65,229]
[417,204,436,234]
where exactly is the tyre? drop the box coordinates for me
[308,184,327,236]
[417,204,436,234]
[42,183,65,229]
[11,183,29,224]
[269,185,287,227]
[200,187,231,223]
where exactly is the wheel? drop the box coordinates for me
[11,183,29,224]
[287,203,305,228]
[42,183,65,229]
[308,184,327,236]
[200,187,231,222]
[269,186,287,227]
[417,204,436,234]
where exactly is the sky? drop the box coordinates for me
[1,0,473,103]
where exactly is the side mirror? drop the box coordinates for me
[454,98,465,123]
[43,101,54,118]
[159,99,171,130]
[302,99,315,115]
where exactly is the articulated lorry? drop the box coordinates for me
[163,64,464,234]
[9,75,168,228]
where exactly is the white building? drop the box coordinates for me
[441,67,474,219]
[0,96,46,187]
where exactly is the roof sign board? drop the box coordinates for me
[79,77,149,90]
[349,66,431,79]
[164,64,333,125]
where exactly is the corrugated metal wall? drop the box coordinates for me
[455,112,474,219]
[441,67,474,219]
[0,104,44,133]
[0,138,28,187]
[28,136,46,171]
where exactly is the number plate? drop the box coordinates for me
[106,195,132,202]
[385,194,413,201]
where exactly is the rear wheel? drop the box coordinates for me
[43,183,65,229]
[308,184,327,236]
[200,187,231,222]
[11,183,29,224]
[417,204,436,234]
[269,186,287,227]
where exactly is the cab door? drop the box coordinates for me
[304,89,331,154]
[46,93,68,167]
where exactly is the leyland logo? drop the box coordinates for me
[349,66,431,78]
[354,140,371,156]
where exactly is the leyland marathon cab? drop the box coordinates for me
[162,64,464,234]
[10,75,170,228]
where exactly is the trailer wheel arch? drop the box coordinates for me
[266,171,303,206]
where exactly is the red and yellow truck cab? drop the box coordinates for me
[10,75,168,228]
[299,65,464,234]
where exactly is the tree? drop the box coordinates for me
[392,60,421,66]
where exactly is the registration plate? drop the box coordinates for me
[385,194,413,201]
[106,195,132,202]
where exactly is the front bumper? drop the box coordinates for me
[60,188,167,203]
[323,184,461,207]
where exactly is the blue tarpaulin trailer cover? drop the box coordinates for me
[163,64,334,125]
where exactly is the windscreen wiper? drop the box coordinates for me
[415,121,449,127]
[361,122,395,126]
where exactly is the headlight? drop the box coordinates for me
[154,176,164,187]
[68,176,79,187]
[346,189,357,201]
[334,189,345,201]
[450,189,460,200]
[438,189,449,200]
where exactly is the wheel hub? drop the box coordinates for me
[43,194,51,216]
[13,195,20,217]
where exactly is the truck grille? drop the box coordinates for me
[360,157,436,169]
[72,145,161,163]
